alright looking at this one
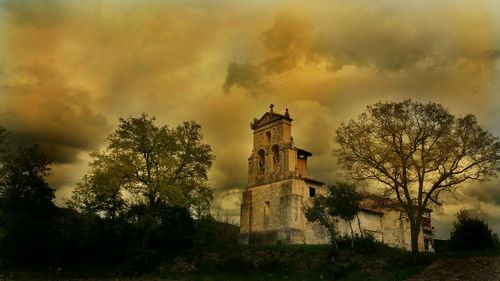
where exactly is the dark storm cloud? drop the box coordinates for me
[0,0,67,26]
[222,13,307,93]
[0,64,111,163]
[432,178,500,238]
[223,62,270,94]
[280,4,497,72]
[462,180,500,206]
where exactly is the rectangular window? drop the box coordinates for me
[309,187,316,197]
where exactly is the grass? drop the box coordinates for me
[436,247,500,258]
[7,242,499,280]
[149,240,435,281]
[341,267,425,281]
[158,268,425,281]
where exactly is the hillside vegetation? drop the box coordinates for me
[1,237,438,281]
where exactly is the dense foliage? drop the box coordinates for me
[0,119,236,271]
[450,210,496,250]
[0,145,57,266]
[305,181,363,249]
[67,114,215,252]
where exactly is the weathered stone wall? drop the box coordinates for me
[380,209,410,250]
[239,178,329,244]
[332,208,426,251]
[247,119,296,188]
[337,211,384,241]
[296,158,307,177]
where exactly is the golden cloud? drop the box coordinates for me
[1,0,499,238]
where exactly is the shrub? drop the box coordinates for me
[152,205,195,252]
[194,213,239,247]
[450,210,496,250]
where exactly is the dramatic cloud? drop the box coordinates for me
[225,2,500,104]
[1,0,499,238]
[223,62,270,94]
[1,64,110,163]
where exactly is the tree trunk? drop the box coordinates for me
[142,198,157,251]
[142,226,151,251]
[324,218,339,251]
[356,214,364,238]
[328,224,339,250]
[348,220,355,248]
[331,235,339,250]
[410,220,421,254]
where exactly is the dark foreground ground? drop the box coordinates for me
[407,255,500,281]
[1,245,499,281]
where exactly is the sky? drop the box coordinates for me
[0,0,499,239]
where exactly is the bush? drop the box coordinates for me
[152,205,195,252]
[194,215,239,247]
[335,233,382,254]
[450,210,496,250]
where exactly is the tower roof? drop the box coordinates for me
[251,104,292,130]
[297,148,312,158]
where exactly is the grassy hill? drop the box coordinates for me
[2,230,499,281]
[1,239,438,281]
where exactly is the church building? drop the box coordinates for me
[239,105,434,251]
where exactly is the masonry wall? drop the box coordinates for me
[337,211,384,241]
[241,180,426,250]
[247,122,296,187]
[334,209,426,251]
[239,178,329,245]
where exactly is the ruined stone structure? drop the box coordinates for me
[239,105,433,251]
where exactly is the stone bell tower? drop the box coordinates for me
[239,105,329,244]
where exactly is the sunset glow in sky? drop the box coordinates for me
[1,0,499,238]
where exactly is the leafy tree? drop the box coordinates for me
[70,114,214,250]
[187,180,213,219]
[0,145,57,265]
[335,99,500,253]
[0,126,7,154]
[107,114,214,211]
[151,204,195,251]
[1,145,55,213]
[68,156,126,223]
[305,195,339,250]
[450,210,496,250]
[327,182,363,248]
[0,126,9,187]
[67,176,100,221]
[0,126,8,252]
[305,181,363,249]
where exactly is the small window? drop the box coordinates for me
[309,187,316,197]
[266,131,271,143]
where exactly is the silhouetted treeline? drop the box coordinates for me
[0,125,238,271]
[449,210,498,251]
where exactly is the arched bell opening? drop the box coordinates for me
[257,149,265,175]
[271,144,280,173]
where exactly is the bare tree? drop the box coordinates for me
[335,99,500,253]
